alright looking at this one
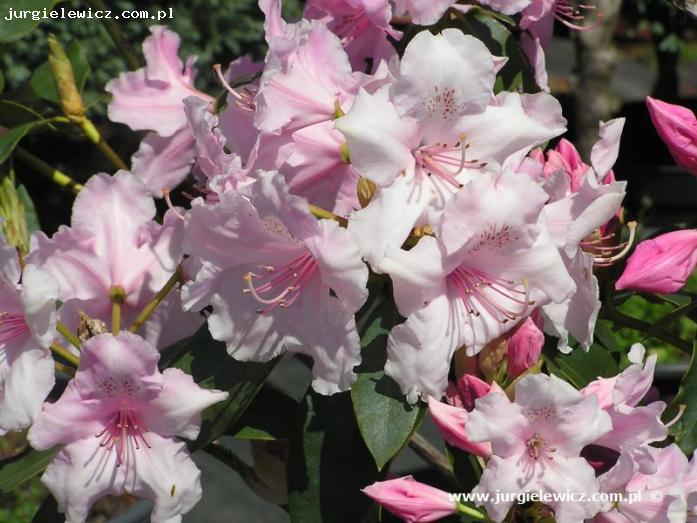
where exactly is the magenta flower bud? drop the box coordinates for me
[615,229,697,294]
[427,397,493,458]
[506,316,544,379]
[454,374,492,411]
[647,97,697,176]
[362,476,456,523]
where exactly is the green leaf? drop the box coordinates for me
[351,286,425,470]
[168,326,279,452]
[31,40,89,104]
[0,100,47,128]
[228,385,298,440]
[542,338,619,389]
[0,0,62,42]
[0,70,4,94]
[593,321,622,353]
[0,119,51,165]
[32,495,62,523]
[446,444,482,494]
[665,341,697,454]
[0,447,58,493]
[288,389,384,523]
[455,9,539,93]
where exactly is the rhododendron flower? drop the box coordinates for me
[540,119,626,350]
[391,0,458,25]
[337,29,566,269]
[362,476,456,523]
[183,171,368,394]
[29,171,199,349]
[582,344,668,473]
[593,447,688,523]
[467,373,612,523]
[28,332,228,523]
[506,313,544,378]
[380,169,574,402]
[304,0,401,70]
[445,373,493,411]
[0,236,58,435]
[616,229,697,294]
[106,25,212,137]
[647,97,697,176]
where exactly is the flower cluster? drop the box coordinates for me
[2,1,697,522]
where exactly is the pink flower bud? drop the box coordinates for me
[615,229,697,294]
[506,316,544,379]
[449,374,492,411]
[647,97,697,176]
[362,476,456,523]
[427,397,492,458]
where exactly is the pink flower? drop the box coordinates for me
[182,171,368,394]
[391,0,459,25]
[28,332,228,523]
[506,314,544,379]
[0,236,58,434]
[467,373,612,523]
[304,0,401,70]
[427,396,492,457]
[28,171,200,349]
[445,373,494,411]
[476,0,532,15]
[581,344,668,474]
[615,229,697,294]
[380,169,574,402]
[647,97,697,176]
[593,447,689,523]
[106,26,212,137]
[540,119,626,350]
[362,476,456,523]
[337,29,566,270]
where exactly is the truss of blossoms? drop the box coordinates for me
[1,0,697,522]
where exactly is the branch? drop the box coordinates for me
[407,432,457,484]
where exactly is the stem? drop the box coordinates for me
[14,147,83,193]
[456,502,487,521]
[84,0,141,71]
[56,321,82,350]
[408,432,457,484]
[109,285,126,334]
[129,267,182,334]
[50,342,80,367]
[79,119,128,171]
[604,286,692,353]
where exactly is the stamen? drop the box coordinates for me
[0,312,29,343]
[554,0,603,31]
[591,221,637,267]
[665,404,686,429]
[95,409,150,467]
[213,64,244,101]
[163,188,186,222]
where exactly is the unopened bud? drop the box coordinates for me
[77,311,107,342]
[48,34,85,120]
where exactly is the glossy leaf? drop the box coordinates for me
[30,40,89,104]
[32,495,63,523]
[0,447,58,493]
[288,389,384,523]
[542,338,619,389]
[0,0,62,42]
[228,385,298,440]
[665,341,697,454]
[351,286,425,470]
[168,325,279,452]
[0,120,52,165]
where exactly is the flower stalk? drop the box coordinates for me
[56,321,82,350]
[109,285,126,334]
[50,342,80,367]
[129,267,183,334]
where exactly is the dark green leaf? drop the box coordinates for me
[542,337,618,389]
[228,385,298,440]
[32,495,62,523]
[31,40,89,104]
[665,341,697,454]
[351,287,425,470]
[0,447,58,493]
[168,326,278,452]
[0,120,51,165]
[455,9,539,93]
[0,71,4,94]
[593,321,622,353]
[288,389,384,523]
[446,445,482,493]
[0,100,48,129]
[0,0,62,42]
